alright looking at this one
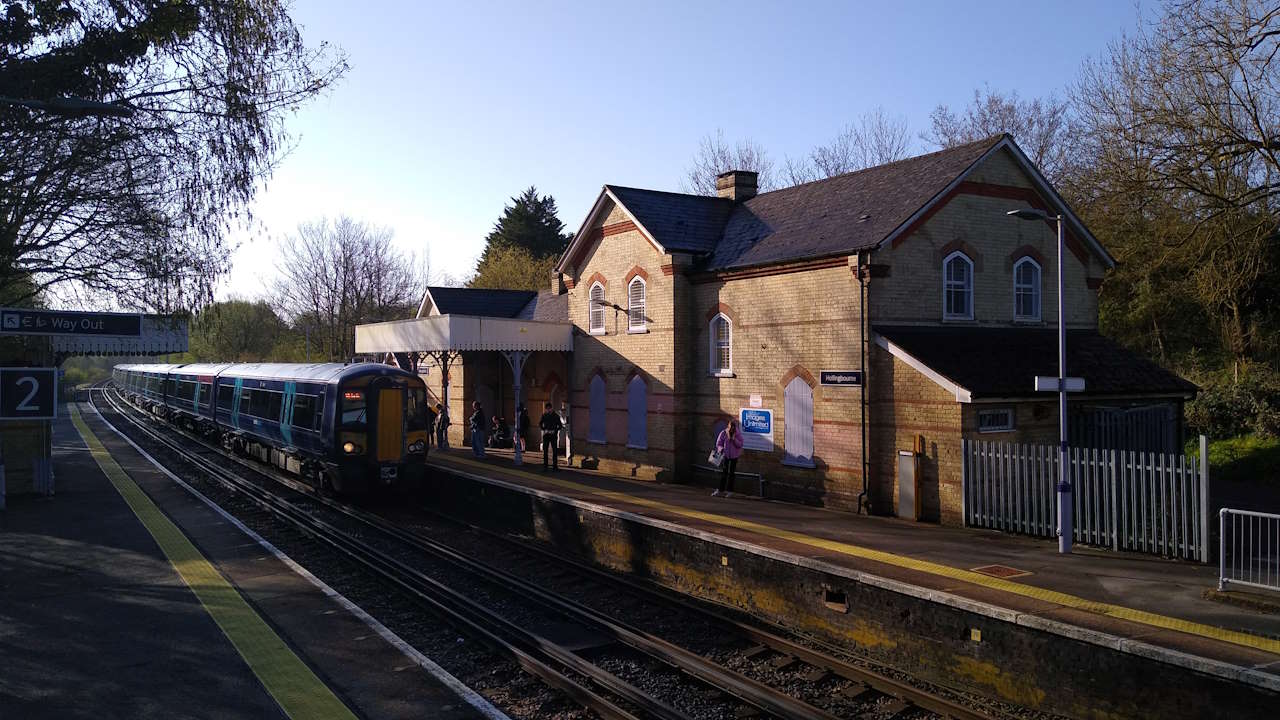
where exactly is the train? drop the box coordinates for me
[111,362,431,494]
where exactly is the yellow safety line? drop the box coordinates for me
[71,405,359,720]
[437,455,1280,656]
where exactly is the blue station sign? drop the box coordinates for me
[0,367,58,420]
[0,308,142,336]
[819,370,863,386]
[738,407,774,451]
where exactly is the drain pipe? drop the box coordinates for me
[856,253,871,514]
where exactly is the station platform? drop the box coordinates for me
[0,405,499,720]
[426,448,1280,719]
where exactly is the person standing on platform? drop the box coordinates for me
[434,403,449,449]
[712,419,743,497]
[539,402,563,471]
[469,401,486,458]
[557,401,569,462]
[515,404,530,453]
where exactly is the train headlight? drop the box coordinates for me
[342,441,362,454]
[408,439,425,453]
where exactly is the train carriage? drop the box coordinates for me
[112,362,430,494]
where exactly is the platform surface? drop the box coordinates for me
[429,449,1280,682]
[1,405,492,720]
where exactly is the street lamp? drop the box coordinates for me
[1007,207,1074,554]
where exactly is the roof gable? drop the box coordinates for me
[418,286,537,319]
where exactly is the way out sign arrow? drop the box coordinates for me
[1034,376,1085,392]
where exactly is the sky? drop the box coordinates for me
[221,0,1147,300]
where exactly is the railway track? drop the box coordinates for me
[92,386,1008,720]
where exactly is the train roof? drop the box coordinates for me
[115,362,417,384]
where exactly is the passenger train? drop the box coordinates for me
[111,362,431,493]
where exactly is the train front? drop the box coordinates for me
[333,370,431,493]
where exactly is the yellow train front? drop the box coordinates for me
[112,362,432,495]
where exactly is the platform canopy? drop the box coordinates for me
[355,314,573,354]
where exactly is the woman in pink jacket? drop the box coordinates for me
[713,418,744,497]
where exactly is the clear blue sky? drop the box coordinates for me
[224,0,1146,299]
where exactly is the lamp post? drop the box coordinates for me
[1007,207,1074,553]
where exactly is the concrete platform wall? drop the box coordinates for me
[428,472,1278,720]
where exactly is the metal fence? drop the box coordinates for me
[1070,404,1177,455]
[1219,508,1280,593]
[961,437,1209,561]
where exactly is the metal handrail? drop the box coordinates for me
[1219,507,1280,594]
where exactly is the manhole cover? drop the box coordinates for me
[970,564,1031,579]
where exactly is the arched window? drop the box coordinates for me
[1013,257,1041,321]
[943,251,974,320]
[588,374,606,443]
[589,282,606,334]
[627,277,646,331]
[783,376,814,467]
[709,314,732,376]
[626,374,647,448]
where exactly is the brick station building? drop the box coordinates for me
[384,134,1194,525]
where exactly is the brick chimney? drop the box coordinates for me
[715,170,758,202]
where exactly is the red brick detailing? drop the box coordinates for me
[704,302,738,324]
[586,271,607,290]
[624,265,649,285]
[779,364,817,389]
[660,263,675,276]
[892,180,1092,266]
[1087,277,1104,290]
[1009,244,1046,268]
[938,239,982,271]
[564,277,576,289]
[602,220,638,237]
[689,255,846,284]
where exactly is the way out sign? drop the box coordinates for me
[1,368,57,420]
[738,408,774,451]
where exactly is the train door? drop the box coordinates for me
[372,380,404,464]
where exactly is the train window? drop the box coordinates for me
[292,394,318,431]
[180,380,197,402]
[341,390,367,430]
[199,383,211,406]
[239,389,252,415]
[249,389,272,418]
[407,388,429,431]
[217,385,234,410]
[265,391,283,420]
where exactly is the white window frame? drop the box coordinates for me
[1013,257,1042,322]
[588,282,606,335]
[627,276,647,333]
[977,407,1015,433]
[708,313,733,377]
[943,251,974,321]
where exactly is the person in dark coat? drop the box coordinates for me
[515,404,531,453]
[539,402,564,471]
[434,403,449,449]
[469,401,486,457]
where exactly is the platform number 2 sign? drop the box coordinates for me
[0,368,57,420]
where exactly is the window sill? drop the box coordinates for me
[709,371,735,378]
[781,458,817,469]
[977,428,1015,434]
[589,329,607,336]
[942,315,975,323]
[587,438,606,445]
[1013,317,1042,324]
[627,327,648,334]
[626,443,648,450]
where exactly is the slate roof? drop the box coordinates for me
[425,286,537,318]
[875,326,1197,399]
[516,290,569,323]
[605,185,733,253]
[707,136,1001,270]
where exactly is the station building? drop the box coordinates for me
[358,134,1194,524]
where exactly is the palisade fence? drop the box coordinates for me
[961,437,1209,561]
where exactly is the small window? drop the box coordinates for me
[589,282,606,334]
[588,374,606,443]
[250,389,273,419]
[943,251,974,320]
[709,314,732,376]
[293,394,319,431]
[239,389,252,416]
[1014,257,1041,321]
[978,408,1015,433]
[199,382,211,406]
[341,390,367,430]
[217,384,234,410]
[627,277,646,332]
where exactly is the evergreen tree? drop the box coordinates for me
[471,187,572,289]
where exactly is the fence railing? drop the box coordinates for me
[961,437,1209,561]
[1219,508,1280,594]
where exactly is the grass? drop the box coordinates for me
[1186,434,1280,486]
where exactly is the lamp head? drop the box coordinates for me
[1006,208,1052,221]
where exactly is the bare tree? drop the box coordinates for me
[788,108,912,183]
[922,86,1072,182]
[682,129,776,196]
[271,217,420,361]
[1071,0,1280,367]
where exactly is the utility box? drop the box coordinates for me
[896,449,921,520]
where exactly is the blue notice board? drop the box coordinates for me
[738,408,774,451]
